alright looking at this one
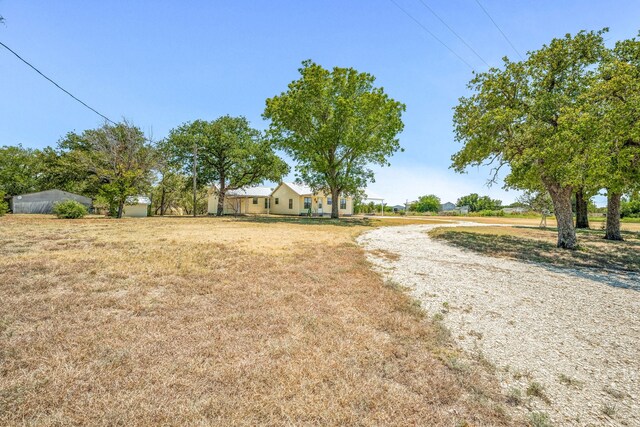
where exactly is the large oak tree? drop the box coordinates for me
[263,60,405,218]
[166,116,289,216]
[452,30,607,249]
[80,121,156,218]
[583,35,640,240]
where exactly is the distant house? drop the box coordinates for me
[440,202,456,212]
[207,186,273,215]
[207,182,353,216]
[270,182,353,216]
[123,196,151,217]
[455,205,470,215]
[392,204,405,213]
[10,189,92,214]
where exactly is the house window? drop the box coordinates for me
[275,198,279,205]
[304,197,312,210]
[252,197,258,204]
[288,199,293,209]
[264,198,270,209]
[340,198,347,209]
[327,197,332,205]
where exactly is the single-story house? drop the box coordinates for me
[123,196,151,217]
[270,182,353,216]
[440,202,456,212]
[455,205,470,215]
[207,182,353,216]
[10,189,92,214]
[208,186,273,215]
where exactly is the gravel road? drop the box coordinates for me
[357,222,640,426]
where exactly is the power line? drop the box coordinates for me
[388,0,474,70]
[416,0,490,67]
[0,40,116,124]
[473,0,524,61]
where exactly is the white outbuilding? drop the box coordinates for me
[123,196,151,217]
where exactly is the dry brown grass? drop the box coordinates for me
[0,215,514,426]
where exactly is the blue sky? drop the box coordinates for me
[1,1,639,205]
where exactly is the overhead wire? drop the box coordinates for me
[0,40,116,124]
[416,0,490,67]
[387,0,475,70]
[473,0,524,60]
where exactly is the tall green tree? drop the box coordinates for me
[263,60,405,218]
[583,35,640,240]
[413,194,441,213]
[166,116,289,216]
[81,121,156,218]
[0,144,43,196]
[452,30,607,249]
[456,193,502,212]
[35,133,103,197]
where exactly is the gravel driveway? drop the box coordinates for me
[357,222,640,426]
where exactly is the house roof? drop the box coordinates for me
[363,190,385,201]
[13,189,91,203]
[283,182,313,196]
[226,186,274,197]
[126,196,151,205]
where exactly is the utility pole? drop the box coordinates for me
[192,143,198,217]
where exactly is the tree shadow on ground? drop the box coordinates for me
[431,228,640,291]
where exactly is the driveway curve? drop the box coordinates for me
[357,222,640,426]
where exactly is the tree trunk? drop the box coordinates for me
[575,188,590,229]
[604,192,623,241]
[216,176,225,216]
[160,187,166,216]
[331,187,339,219]
[547,183,577,249]
[117,201,124,219]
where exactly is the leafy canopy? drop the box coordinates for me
[0,144,43,196]
[166,116,288,192]
[263,60,405,217]
[413,194,441,213]
[80,121,156,217]
[452,30,608,192]
[456,193,502,212]
[579,34,640,195]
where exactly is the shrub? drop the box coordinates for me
[53,199,88,219]
[0,191,7,216]
[529,412,552,427]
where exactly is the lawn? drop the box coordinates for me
[429,225,640,272]
[0,215,512,426]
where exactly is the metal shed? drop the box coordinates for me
[11,189,92,214]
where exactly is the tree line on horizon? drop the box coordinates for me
[452,29,640,249]
[0,60,405,219]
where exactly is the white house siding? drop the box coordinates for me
[123,204,148,217]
